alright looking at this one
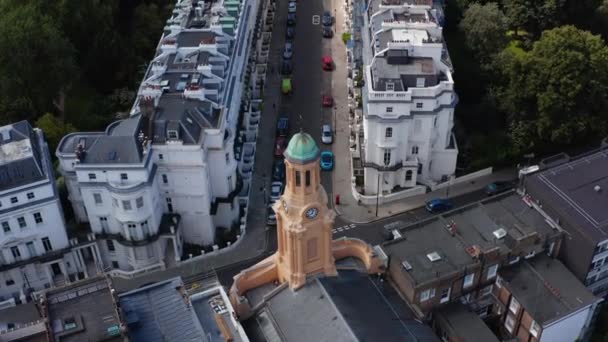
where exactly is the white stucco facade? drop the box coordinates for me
[0,122,101,304]
[356,2,458,196]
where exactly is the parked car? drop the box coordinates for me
[320,151,334,171]
[273,159,286,181]
[282,78,292,95]
[425,198,453,213]
[241,143,255,162]
[322,11,333,26]
[321,125,333,144]
[322,95,333,107]
[275,136,288,157]
[322,56,333,71]
[287,13,296,26]
[322,26,333,38]
[270,181,283,201]
[281,60,293,75]
[283,41,293,59]
[277,117,289,136]
[267,205,277,226]
[286,26,295,39]
[485,181,513,195]
[288,2,296,13]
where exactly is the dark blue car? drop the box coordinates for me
[425,198,452,213]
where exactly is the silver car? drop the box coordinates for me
[322,124,332,144]
[283,41,293,59]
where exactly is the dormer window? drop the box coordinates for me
[416,77,425,87]
[386,82,394,91]
[167,130,179,140]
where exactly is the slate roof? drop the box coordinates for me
[118,277,204,342]
[525,150,608,242]
[0,121,46,191]
[245,270,439,342]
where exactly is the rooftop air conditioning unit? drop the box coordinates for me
[401,260,412,271]
[493,228,507,240]
[426,252,441,262]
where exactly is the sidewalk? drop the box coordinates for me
[332,168,517,223]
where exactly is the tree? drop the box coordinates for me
[504,0,566,38]
[496,26,608,153]
[35,113,76,153]
[459,3,508,59]
[0,4,77,117]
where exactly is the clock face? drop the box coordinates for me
[305,207,319,219]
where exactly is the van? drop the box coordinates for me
[277,118,289,137]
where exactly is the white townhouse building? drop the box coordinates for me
[354,0,458,197]
[56,0,259,273]
[0,121,101,304]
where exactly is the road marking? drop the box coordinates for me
[312,15,320,25]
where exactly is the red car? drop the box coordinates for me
[275,136,288,157]
[322,56,333,71]
[322,95,333,107]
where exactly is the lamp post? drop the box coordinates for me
[375,171,381,217]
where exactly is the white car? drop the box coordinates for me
[270,181,283,200]
[322,124,333,144]
[288,2,296,13]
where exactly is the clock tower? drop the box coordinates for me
[273,132,337,289]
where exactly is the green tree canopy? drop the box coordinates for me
[504,0,566,38]
[459,3,508,59]
[35,113,76,153]
[0,3,77,123]
[496,25,608,153]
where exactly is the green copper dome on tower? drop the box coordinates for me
[284,132,320,164]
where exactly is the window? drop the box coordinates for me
[434,117,437,127]
[128,224,138,240]
[122,200,132,211]
[420,288,435,302]
[158,153,164,160]
[26,192,34,200]
[417,163,423,175]
[17,217,26,229]
[2,222,10,233]
[162,174,168,184]
[93,193,103,205]
[136,197,144,209]
[505,315,516,333]
[10,246,20,259]
[383,149,391,166]
[529,320,541,338]
[487,264,498,280]
[305,171,311,186]
[33,212,43,224]
[106,240,115,252]
[496,276,504,289]
[141,221,149,237]
[440,287,451,304]
[411,146,419,154]
[386,107,393,113]
[463,273,475,288]
[386,82,394,91]
[88,173,96,180]
[166,198,173,213]
[5,279,14,286]
[167,130,179,139]
[416,77,425,87]
[10,197,17,204]
[120,173,128,181]
[111,261,119,269]
[99,217,108,230]
[225,153,230,164]
[228,176,233,192]
[405,170,413,181]
[509,296,520,314]
[42,237,52,252]
[481,284,493,297]
[414,119,422,131]
[26,242,36,257]
[385,127,393,138]
[295,171,301,186]
[416,102,423,109]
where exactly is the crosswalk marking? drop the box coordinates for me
[331,223,357,234]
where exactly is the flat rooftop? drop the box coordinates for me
[435,304,499,342]
[244,270,439,342]
[0,121,46,192]
[382,193,559,285]
[46,278,123,342]
[191,287,246,342]
[500,255,600,325]
[526,150,608,241]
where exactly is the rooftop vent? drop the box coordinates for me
[426,252,441,262]
[595,185,602,193]
[493,228,507,240]
[0,129,10,142]
[401,260,412,270]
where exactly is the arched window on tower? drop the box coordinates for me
[296,171,301,186]
[305,171,311,186]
